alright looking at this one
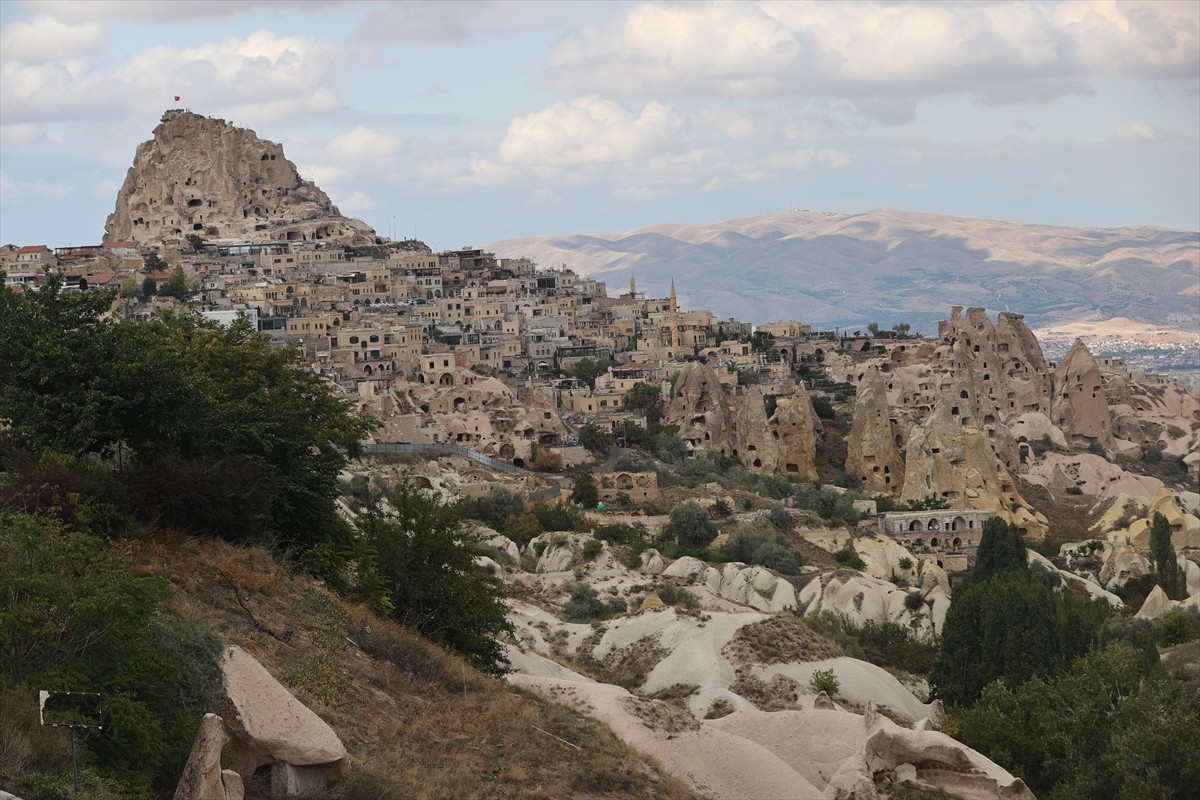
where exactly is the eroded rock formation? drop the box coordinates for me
[665,361,733,456]
[105,110,376,245]
[1052,339,1113,447]
[846,369,905,494]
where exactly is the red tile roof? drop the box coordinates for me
[16,245,49,254]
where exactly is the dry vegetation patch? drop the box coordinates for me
[621,696,701,734]
[723,614,843,667]
[131,533,698,800]
[728,671,801,712]
[573,637,671,693]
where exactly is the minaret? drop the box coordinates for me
[629,274,636,298]
[669,278,678,313]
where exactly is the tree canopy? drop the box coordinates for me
[0,273,375,547]
[1149,511,1186,599]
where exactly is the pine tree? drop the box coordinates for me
[973,516,1027,582]
[1149,511,1186,599]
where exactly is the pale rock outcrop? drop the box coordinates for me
[1097,544,1151,591]
[1023,452,1163,502]
[765,386,820,480]
[173,713,243,800]
[662,555,710,582]
[704,563,798,613]
[709,706,1033,800]
[1026,550,1123,606]
[665,361,734,456]
[734,387,775,470]
[527,532,618,573]
[221,646,348,796]
[484,534,520,565]
[1103,486,1200,551]
[1010,411,1068,449]
[900,398,1048,539]
[639,548,666,574]
[850,536,919,585]
[1052,339,1113,448]
[105,111,375,245]
[797,571,947,641]
[934,307,1053,422]
[1135,585,1174,620]
[846,368,905,495]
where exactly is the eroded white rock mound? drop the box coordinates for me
[221,645,348,796]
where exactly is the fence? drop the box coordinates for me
[361,442,527,475]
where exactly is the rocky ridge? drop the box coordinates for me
[104,110,376,246]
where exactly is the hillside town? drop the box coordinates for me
[3,108,1199,800]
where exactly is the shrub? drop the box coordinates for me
[533,449,564,472]
[502,512,543,545]
[767,504,792,531]
[531,501,590,533]
[561,584,625,621]
[811,395,836,420]
[665,500,718,547]
[1065,485,1083,495]
[712,498,733,517]
[897,556,914,571]
[1087,441,1107,458]
[473,487,524,529]
[903,591,925,613]
[1143,446,1163,463]
[810,668,840,696]
[720,525,800,574]
[834,545,866,570]
[593,523,647,546]
[1154,608,1200,647]
[655,584,699,609]
[581,538,603,561]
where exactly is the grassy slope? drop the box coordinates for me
[132,531,699,800]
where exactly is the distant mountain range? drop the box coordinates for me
[488,209,1199,334]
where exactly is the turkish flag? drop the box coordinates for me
[174,96,180,102]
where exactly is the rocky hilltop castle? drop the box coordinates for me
[103,110,377,246]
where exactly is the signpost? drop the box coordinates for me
[39,690,103,789]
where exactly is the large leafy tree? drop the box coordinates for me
[931,516,1112,706]
[0,273,374,546]
[355,479,513,675]
[623,381,664,423]
[956,643,1200,799]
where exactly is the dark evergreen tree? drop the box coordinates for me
[973,516,1027,583]
[1149,511,1186,599]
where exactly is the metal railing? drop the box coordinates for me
[361,442,527,474]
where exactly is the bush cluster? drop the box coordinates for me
[720,525,801,574]
[561,584,627,621]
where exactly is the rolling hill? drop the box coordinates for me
[488,209,1199,334]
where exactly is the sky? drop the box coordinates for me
[1,0,1198,250]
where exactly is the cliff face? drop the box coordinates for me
[1052,338,1114,447]
[846,369,904,494]
[733,386,820,479]
[104,110,376,245]
[665,361,733,456]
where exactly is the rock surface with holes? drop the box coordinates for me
[105,110,376,246]
[665,361,735,457]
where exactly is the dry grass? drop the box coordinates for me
[129,532,699,800]
[728,670,801,712]
[571,637,670,693]
[723,614,843,667]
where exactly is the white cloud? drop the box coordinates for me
[0,15,106,63]
[1114,122,1166,143]
[0,171,70,201]
[497,97,687,167]
[27,0,341,23]
[546,1,1200,109]
[339,191,376,212]
[767,148,851,170]
[1,30,348,126]
[326,125,404,161]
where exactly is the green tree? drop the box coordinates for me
[1149,511,1186,599]
[143,253,167,271]
[570,357,614,389]
[973,517,1027,582]
[473,487,523,530]
[955,643,1200,799]
[0,278,374,547]
[623,381,664,422]
[357,479,513,674]
[569,466,599,508]
[141,276,158,297]
[866,322,880,337]
[891,322,911,337]
[0,514,223,797]
[185,233,206,252]
[157,265,192,300]
[666,500,718,547]
[578,423,614,456]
